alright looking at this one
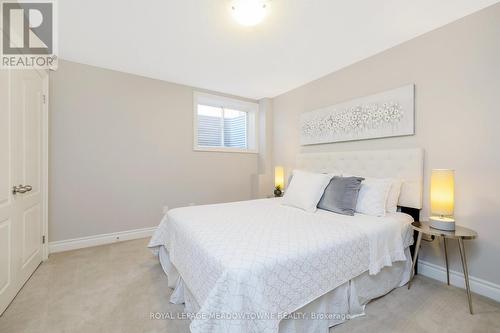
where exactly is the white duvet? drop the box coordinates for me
[148,198,413,333]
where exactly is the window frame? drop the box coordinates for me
[193,92,259,154]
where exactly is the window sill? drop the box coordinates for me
[193,146,259,154]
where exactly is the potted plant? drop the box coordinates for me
[274,185,283,197]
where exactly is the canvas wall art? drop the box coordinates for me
[300,84,415,145]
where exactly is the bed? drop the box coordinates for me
[149,148,424,333]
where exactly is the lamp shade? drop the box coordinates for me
[430,169,455,217]
[274,166,284,189]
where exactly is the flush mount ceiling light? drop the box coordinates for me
[231,0,269,27]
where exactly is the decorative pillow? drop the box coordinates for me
[355,177,393,217]
[282,170,332,213]
[386,179,403,213]
[317,176,365,216]
[286,169,341,188]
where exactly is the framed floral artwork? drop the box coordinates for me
[300,84,415,145]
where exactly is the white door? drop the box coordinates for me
[0,69,47,315]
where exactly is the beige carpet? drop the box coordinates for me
[1,238,499,333]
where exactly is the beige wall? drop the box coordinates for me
[49,60,262,241]
[272,4,500,285]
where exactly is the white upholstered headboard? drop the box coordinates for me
[296,148,424,209]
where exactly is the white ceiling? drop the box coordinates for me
[59,0,498,99]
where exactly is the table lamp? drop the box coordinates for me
[429,169,455,231]
[274,166,284,197]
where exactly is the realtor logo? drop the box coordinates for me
[1,0,57,69]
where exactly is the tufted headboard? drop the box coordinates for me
[296,148,424,209]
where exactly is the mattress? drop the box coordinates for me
[148,198,414,333]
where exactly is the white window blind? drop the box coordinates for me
[194,93,258,153]
[197,105,223,147]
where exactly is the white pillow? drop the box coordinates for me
[386,179,403,213]
[355,177,393,217]
[282,170,332,213]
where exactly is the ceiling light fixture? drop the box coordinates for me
[231,0,269,27]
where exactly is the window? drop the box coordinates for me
[194,92,258,153]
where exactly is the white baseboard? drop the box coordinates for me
[418,259,500,302]
[48,226,157,254]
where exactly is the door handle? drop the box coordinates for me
[12,185,32,195]
[12,185,27,194]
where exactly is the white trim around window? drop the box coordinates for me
[193,92,259,154]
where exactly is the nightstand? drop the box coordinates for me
[408,221,478,314]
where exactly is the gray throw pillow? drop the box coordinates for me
[317,176,365,216]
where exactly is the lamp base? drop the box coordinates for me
[429,216,455,231]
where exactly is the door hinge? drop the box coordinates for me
[42,235,46,244]
[42,94,46,104]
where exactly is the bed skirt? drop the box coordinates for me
[155,246,412,333]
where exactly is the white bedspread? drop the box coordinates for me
[148,198,413,333]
